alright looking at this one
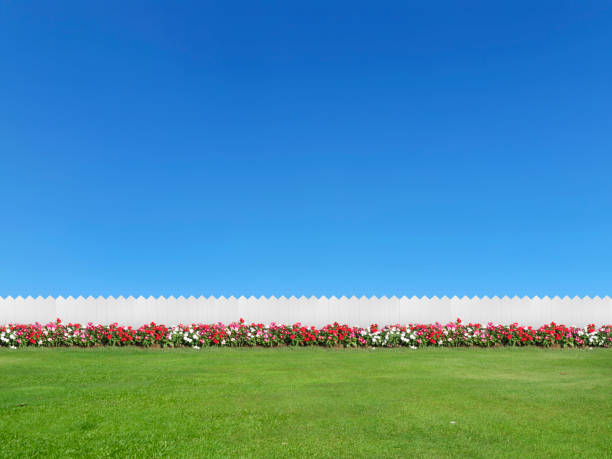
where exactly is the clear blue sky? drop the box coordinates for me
[1,1,611,297]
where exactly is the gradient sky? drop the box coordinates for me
[1,1,611,297]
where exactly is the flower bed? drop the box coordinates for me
[1,318,611,349]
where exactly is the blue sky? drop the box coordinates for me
[1,1,611,297]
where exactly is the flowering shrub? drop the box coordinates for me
[1,318,610,349]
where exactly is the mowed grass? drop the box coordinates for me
[0,348,610,458]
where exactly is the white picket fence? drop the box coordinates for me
[1,296,611,328]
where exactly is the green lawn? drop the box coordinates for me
[0,348,610,458]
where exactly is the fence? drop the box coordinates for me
[1,296,611,327]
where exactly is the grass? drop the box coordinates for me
[0,347,611,458]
